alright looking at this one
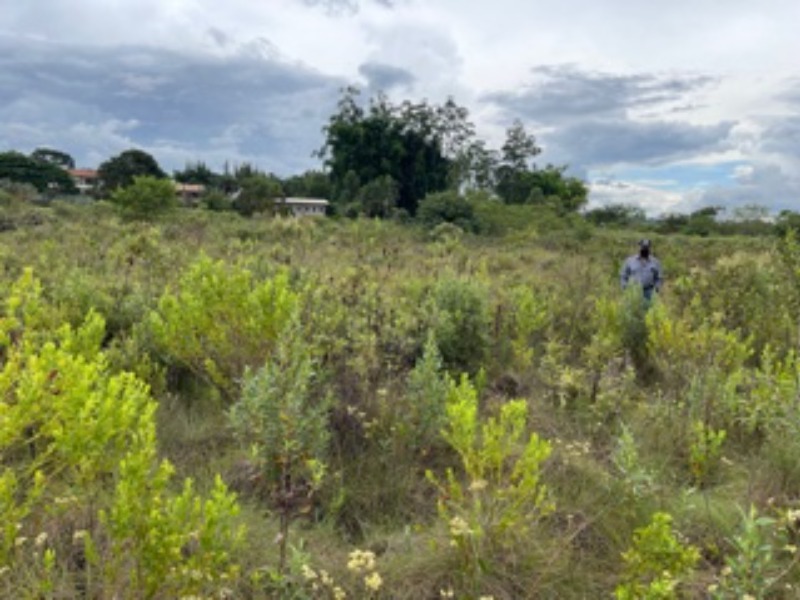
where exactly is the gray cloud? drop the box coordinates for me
[483,64,732,169]
[699,163,800,212]
[358,61,415,91]
[484,64,715,124]
[760,116,800,159]
[0,34,344,173]
[548,119,735,168]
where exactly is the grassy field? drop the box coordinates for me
[2,201,799,598]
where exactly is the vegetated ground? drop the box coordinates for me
[3,201,800,599]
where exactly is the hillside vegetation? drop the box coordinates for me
[2,199,800,599]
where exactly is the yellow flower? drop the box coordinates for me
[301,564,317,581]
[72,530,88,543]
[440,589,454,598]
[449,516,472,537]
[347,549,377,573]
[333,586,347,600]
[320,569,333,586]
[364,571,382,592]
[469,479,488,492]
[35,532,48,547]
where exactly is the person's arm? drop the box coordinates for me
[653,260,663,292]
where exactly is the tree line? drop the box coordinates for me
[0,88,794,237]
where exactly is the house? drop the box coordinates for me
[174,182,206,205]
[67,169,99,194]
[279,197,329,217]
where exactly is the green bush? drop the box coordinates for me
[110,175,177,220]
[149,256,299,401]
[417,191,478,232]
[431,276,491,374]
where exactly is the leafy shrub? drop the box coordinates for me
[615,512,699,599]
[427,375,554,594]
[0,270,243,597]
[229,321,329,572]
[431,277,491,375]
[417,191,478,233]
[400,331,449,452]
[149,256,299,401]
[110,175,177,220]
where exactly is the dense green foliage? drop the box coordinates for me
[30,147,76,170]
[4,201,800,597]
[319,89,452,214]
[110,175,178,219]
[98,149,167,191]
[0,151,77,194]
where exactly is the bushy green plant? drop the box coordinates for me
[427,375,554,593]
[615,512,699,600]
[646,299,752,391]
[431,277,491,375]
[110,175,177,220]
[417,191,479,233]
[0,269,243,598]
[401,331,449,452]
[613,424,656,498]
[688,420,726,488]
[710,505,798,599]
[149,256,298,401]
[229,321,329,572]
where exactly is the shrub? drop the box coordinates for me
[427,375,554,594]
[615,512,699,599]
[431,277,491,375]
[0,270,243,597]
[149,256,299,402]
[110,175,177,220]
[417,191,478,233]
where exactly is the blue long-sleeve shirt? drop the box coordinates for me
[620,255,662,293]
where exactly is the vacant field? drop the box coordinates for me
[2,203,798,598]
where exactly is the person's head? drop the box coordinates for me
[639,238,652,258]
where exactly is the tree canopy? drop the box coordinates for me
[0,151,77,195]
[98,149,166,191]
[31,147,76,170]
[319,88,458,215]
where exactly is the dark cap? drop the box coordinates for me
[639,239,652,249]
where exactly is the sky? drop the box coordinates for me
[1,0,799,215]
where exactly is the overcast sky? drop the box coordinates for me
[2,0,799,214]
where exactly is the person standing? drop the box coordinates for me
[620,239,662,301]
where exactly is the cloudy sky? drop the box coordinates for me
[2,0,799,214]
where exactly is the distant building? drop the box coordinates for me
[67,169,99,194]
[174,182,206,205]
[279,197,329,217]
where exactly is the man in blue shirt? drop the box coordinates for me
[620,239,662,301]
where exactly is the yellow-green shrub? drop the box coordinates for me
[149,256,298,401]
[0,270,243,597]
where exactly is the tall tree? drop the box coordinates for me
[173,162,217,186]
[98,149,166,191]
[31,147,75,170]
[500,120,541,172]
[0,151,77,194]
[319,88,458,215]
